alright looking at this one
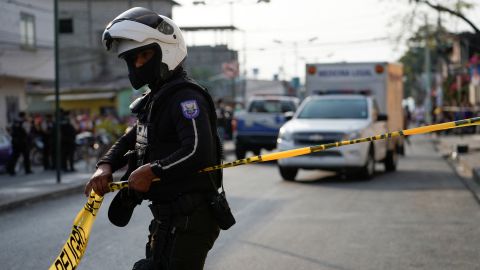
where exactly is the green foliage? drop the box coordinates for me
[399,46,424,98]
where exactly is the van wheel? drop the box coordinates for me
[384,149,398,172]
[361,147,375,180]
[252,148,261,156]
[235,144,246,160]
[279,166,298,181]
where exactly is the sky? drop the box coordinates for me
[172,0,480,81]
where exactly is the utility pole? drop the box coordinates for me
[54,0,61,183]
[424,14,432,124]
[229,1,235,103]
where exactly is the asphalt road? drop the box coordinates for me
[1,136,479,270]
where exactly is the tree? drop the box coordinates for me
[399,24,445,100]
[412,0,478,33]
[394,1,477,103]
[389,1,476,48]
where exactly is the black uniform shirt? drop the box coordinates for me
[98,81,220,201]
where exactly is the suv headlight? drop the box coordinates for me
[278,127,293,142]
[343,131,362,141]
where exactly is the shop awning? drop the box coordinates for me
[44,92,116,101]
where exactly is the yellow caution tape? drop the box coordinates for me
[49,191,103,270]
[199,116,480,172]
[50,116,480,269]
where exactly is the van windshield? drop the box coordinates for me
[248,100,296,113]
[297,98,368,119]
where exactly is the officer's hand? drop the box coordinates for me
[128,164,158,193]
[84,164,113,197]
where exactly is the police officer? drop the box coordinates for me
[7,111,32,175]
[84,7,223,270]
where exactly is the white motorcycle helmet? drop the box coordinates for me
[102,7,187,89]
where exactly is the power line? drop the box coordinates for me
[238,37,390,52]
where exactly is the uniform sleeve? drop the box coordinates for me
[150,89,215,179]
[97,125,136,172]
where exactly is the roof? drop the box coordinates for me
[27,77,131,94]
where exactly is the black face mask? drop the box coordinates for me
[123,44,171,90]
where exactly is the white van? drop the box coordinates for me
[276,94,397,181]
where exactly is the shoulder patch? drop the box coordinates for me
[180,100,200,119]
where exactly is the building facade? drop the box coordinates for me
[185,45,240,101]
[23,0,178,118]
[0,0,54,130]
[58,0,178,86]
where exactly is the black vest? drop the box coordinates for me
[133,74,223,199]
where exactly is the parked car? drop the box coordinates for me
[0,132,12,172]
[233,95,299,159]
[277,94,394,181]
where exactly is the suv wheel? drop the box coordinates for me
[279,166,298,181]
[384,149,398,172]
[361,147,375,180]
[235,143,246,160]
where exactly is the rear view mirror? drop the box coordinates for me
[377,114,388,121]
[284,111,294,121]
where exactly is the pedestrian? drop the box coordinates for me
[216,98,227,142]
[404,105,412,145]
[84,7,231,270]
[60,110,77,172]
[6,112,32,175]
[41,114,54,170]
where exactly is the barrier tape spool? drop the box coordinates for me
[49,116,480,269]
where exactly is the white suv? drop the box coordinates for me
[277,94,395,181]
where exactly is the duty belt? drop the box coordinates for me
[149,193,208,218]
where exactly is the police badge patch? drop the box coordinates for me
[180,100,200,119]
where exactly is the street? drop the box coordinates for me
[1,135,479,270]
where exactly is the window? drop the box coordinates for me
[297,98,368,119]
[59,18,73,34]
[248,100,296,113]
[20,13,35,49]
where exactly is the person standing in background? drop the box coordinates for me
[60,110,77,172]
[6,112,32,175]
[41,114,55,170]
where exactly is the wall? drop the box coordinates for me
[0,77,27,130]
[58,0,176,85]
[0,0,54,81]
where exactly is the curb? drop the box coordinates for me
[0,183,85,213]
[472,168,480,186]
[432,140,480,204]
[0,173,123,214]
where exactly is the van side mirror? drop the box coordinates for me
[377,114,388,121]
[284,111,294,121]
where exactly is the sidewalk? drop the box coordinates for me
[432,133,480,200]
[433,133,480,178]
[0,163,94,212]
[0,140,235,213]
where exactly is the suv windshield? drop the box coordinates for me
[298,98,368,119]
[248,100,296,113]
